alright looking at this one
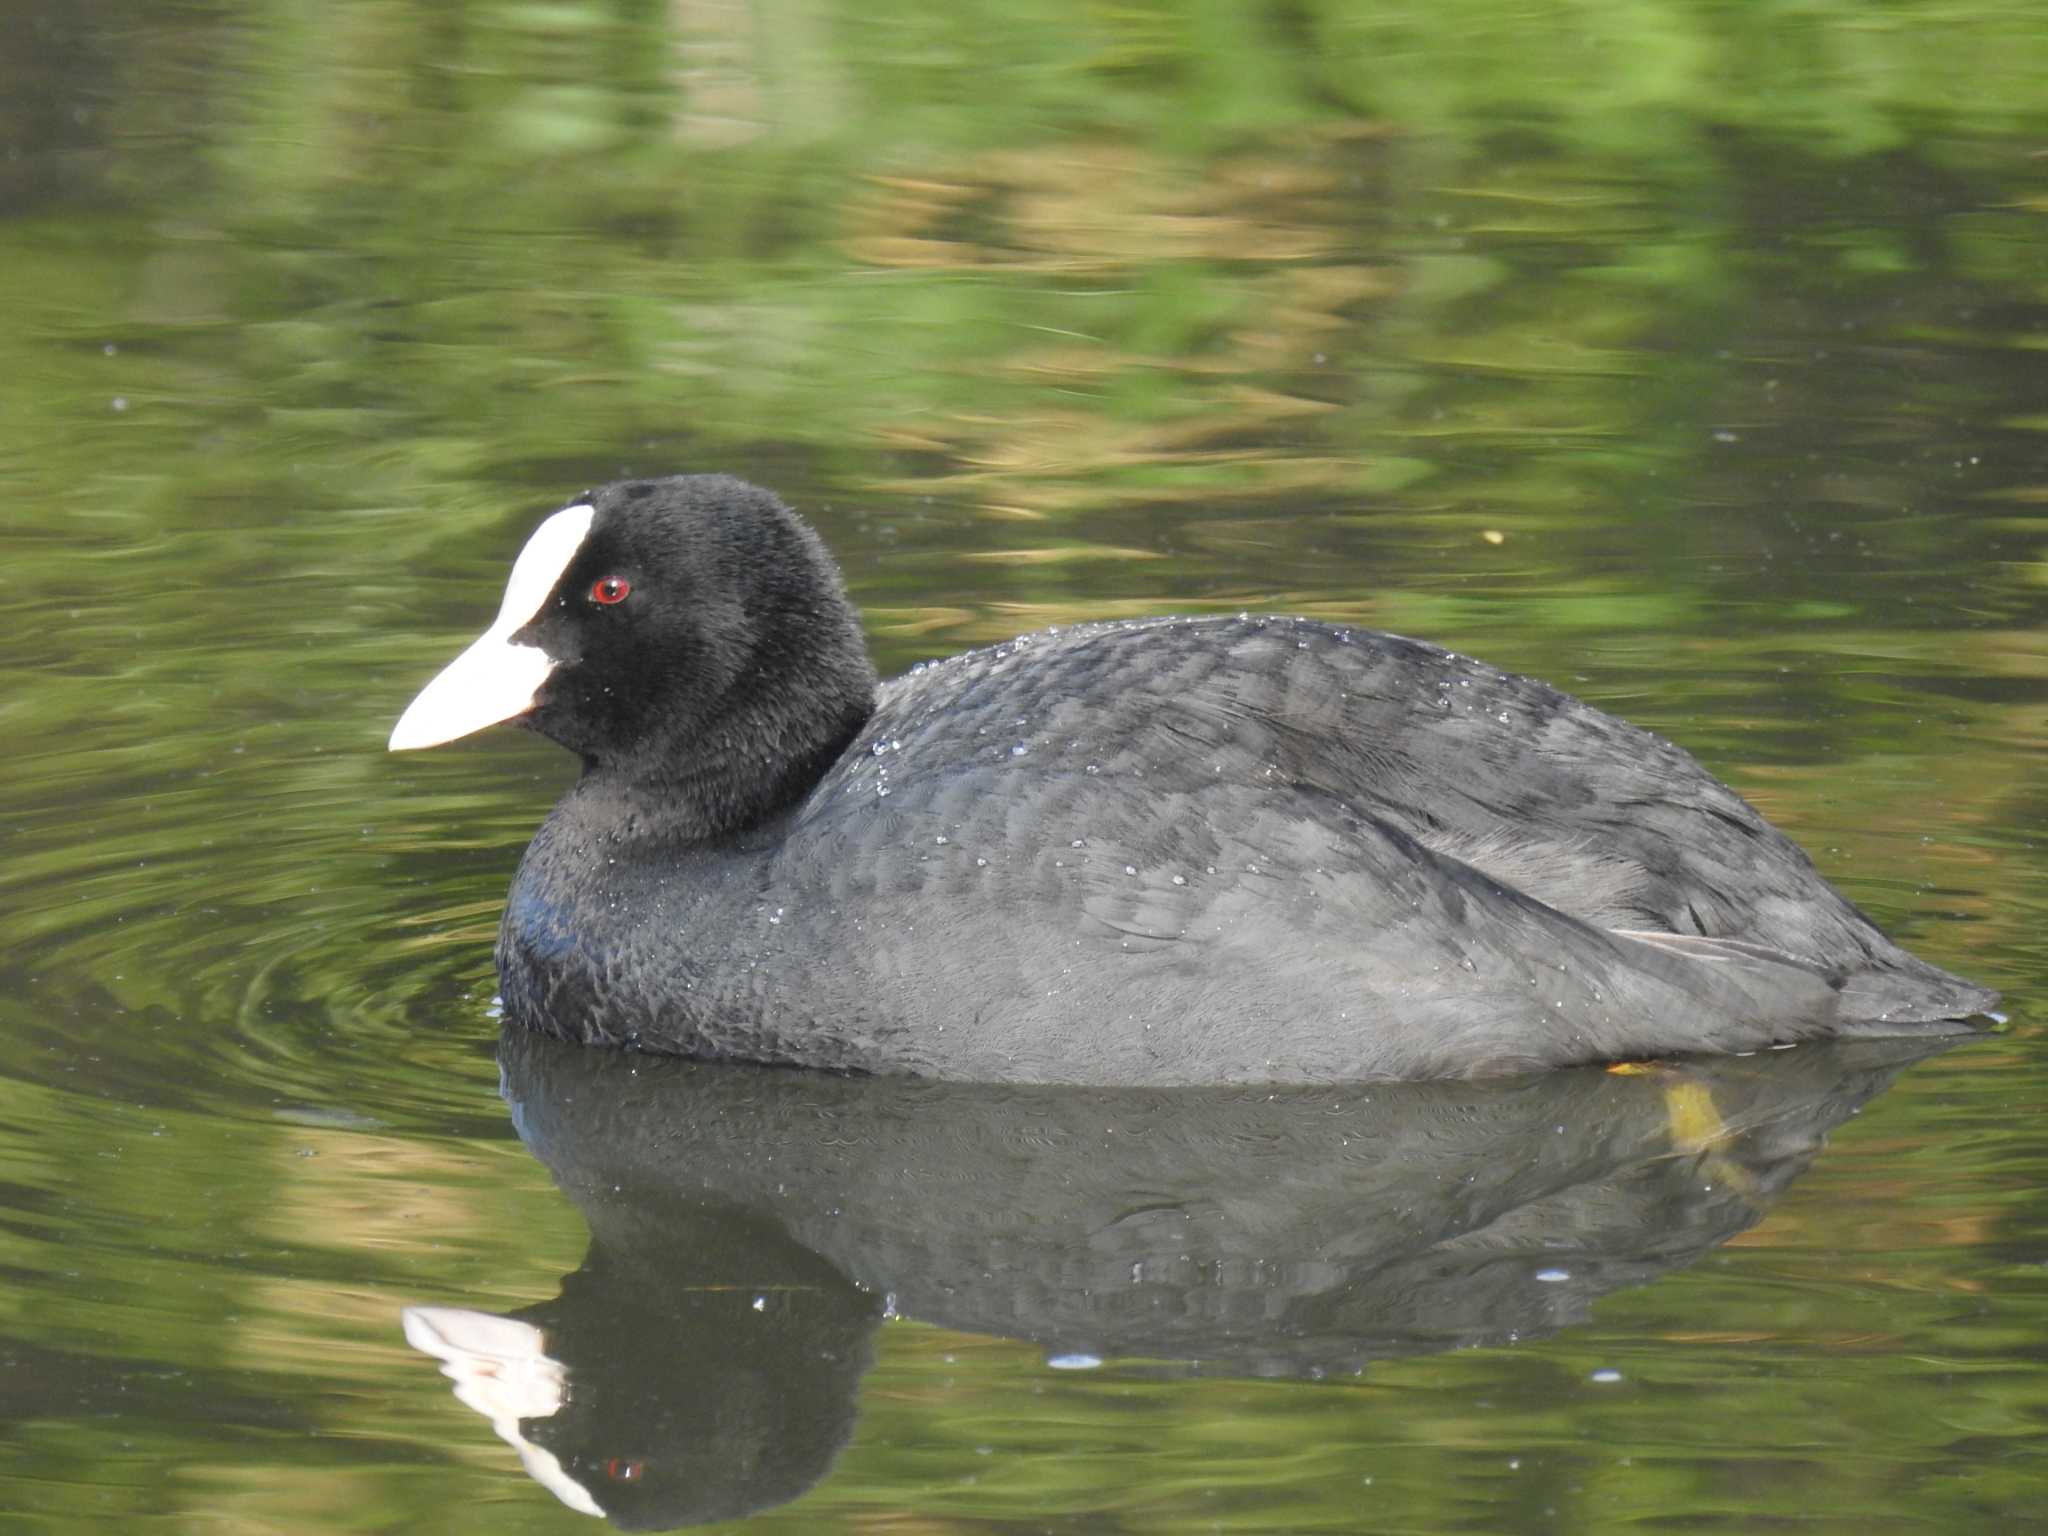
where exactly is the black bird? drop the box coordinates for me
[390,475,1994,1084]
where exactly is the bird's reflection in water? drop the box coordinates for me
[403,1025,1957,1528]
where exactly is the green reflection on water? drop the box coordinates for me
[1,0,2045,1530]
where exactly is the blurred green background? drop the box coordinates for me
[2,1,2045,1530]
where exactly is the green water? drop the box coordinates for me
[3,2,2046,1529]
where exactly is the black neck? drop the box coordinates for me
[564,687,875,846]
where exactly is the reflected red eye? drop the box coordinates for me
[605,1458,644,1481]
[591,576,631,605]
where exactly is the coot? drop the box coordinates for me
[390,476,1994,1084]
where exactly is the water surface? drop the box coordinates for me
[3,3,2046,1530]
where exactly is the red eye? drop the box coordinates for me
[591,576,631,605]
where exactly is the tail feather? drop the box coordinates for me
[1837,954,1999,1026]
[1613,928,1997,1031]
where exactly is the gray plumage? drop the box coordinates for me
[459,476,1994,1084]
